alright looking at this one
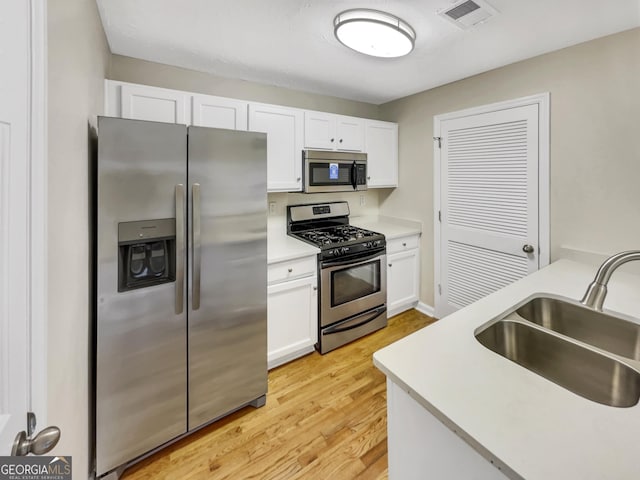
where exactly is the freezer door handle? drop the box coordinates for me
[192,183,201,310]
[175,184,185,314]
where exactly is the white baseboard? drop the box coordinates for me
[415,302,436,318]
[268,344,315,370]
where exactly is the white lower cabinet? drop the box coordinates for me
[387,379,507,479]
[387,234,420,317]
[267,257,318,369]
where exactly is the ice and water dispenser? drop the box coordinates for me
[118,219,176,292]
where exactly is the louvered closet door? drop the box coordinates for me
[439,104,539,317]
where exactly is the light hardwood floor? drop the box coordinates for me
[122,309,436,480]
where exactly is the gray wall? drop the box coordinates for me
[379,27,640,307]
[47,1,110,478]
[110,54,381,119]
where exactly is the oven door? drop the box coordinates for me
[320,250,386,327]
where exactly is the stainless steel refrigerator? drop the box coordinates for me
[95,117,268,478]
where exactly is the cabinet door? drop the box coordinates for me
[365,120,398,187]
[336,115,364,151]
[304,112,365,151]
[387,248,419,316]
[304,111,336,150]
[192,94,248,130]
[249,103,303,192]
[267,275,318,369]
[120,84,188,124]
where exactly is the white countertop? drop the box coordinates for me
[267,219,319,264]
[374,259,640,480]
[350,215,422,240]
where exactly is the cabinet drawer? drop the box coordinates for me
[268,256,316,284]
[387,234,420,254]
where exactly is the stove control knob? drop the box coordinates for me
[341,247,350,254]
[365,242,373,248]
[327,249,334,256]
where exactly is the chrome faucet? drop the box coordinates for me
[581,250,640,311]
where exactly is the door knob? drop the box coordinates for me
[12,426,61,456]
[522,244,535,254]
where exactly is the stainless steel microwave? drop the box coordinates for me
[303,150,367,193]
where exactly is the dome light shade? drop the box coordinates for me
[334,9,416,58]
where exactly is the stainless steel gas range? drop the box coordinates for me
[287,201,387,354]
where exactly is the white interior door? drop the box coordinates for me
[0,0,33,452]
[435,98,548,318]
[0,0,47,454]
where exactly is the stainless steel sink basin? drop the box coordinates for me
[515,296,640,361]
[476,319,640,407]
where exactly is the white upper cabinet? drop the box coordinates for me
[120,83,189,124]
[191,94,248,130]
[304,111,364,152]
[105,81,398,191]
[249,103,304,192]
[365,120,398,188]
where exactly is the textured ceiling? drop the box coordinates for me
[96,0,640,104]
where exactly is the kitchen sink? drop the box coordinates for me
[476,319,640,407]
[515,296,640,361]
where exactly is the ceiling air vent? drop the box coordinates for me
[438,0,499,30]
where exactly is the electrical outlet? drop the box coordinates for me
[359,194,366,206]
[269,202,277,215]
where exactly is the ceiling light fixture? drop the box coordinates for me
[334,9,416,58]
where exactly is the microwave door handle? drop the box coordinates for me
[351,161,357,190]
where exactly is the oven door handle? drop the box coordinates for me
[321,250,385,269]
[323,306,387,335]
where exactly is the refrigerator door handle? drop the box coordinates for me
[175,184,185,314]
[192,183,201,310]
